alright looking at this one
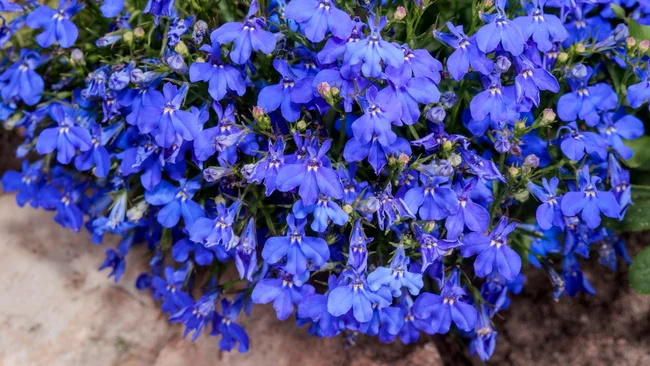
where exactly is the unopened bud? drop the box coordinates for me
[359,197,380,215]
[448,153,462,167]
[175,41,189,56]
[394,6,406,21]
[241,163,256,179]
[626,36,636,49]
[123,31,134,44]
[524,154,540,169]
[71,48,84,65]
[127,201,149,222]
[166,54,185,73]
[296,120,308,131]
[557,52,568,63]
[253,106,271,130]
[515,121,526,133]
[424,221,436,233]
[495,55,511,73]
[442,140,453,152]
[640,40,650,53]
[203,166,232,182]
[426,106,446,123]
[483,0,494,8]
[513,189,530,202]
[134,26,145,38]
[398,153,410,165]
[509,166,519,177]
[196,56,206,63]
[575,43,586,53]
[317,82,331,98]
[342,205,353,214]
[542,108,556,125]
[331,86,340,97]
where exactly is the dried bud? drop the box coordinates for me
[175,41,189,56]
[394,6,406,21]
[640,40,650,53]
[359,197,380,215]
[542,108,556,125]
[203,166,232,182]
[448,153,462,167]
[134,26,145,38]
[253,106,271,130]
[513,189,530,202]
[524,154,540,169]
[127,201,149,222]
[71,48,84,65]
[241,164,256,179]
[495,55,511,73]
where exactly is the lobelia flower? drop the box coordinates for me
[1,160,43,208]
[597,111,644,160]
[144,177,205,229]
[434,22,494,80]
[470,75,518,124]
[167,16,193,46]
[513,55,560,105]
[212,299,250,352]
[0,14,26,48]
[385,296,433,344]
[298,275,343,338]
[285,0,353,42]
[513,0,568,52]
[557,121,608,161]
[247,139,286,196]
[627,62,650,110]
[170,291,219,342]
[404,174,459,221]
[375,183,415,231]
[139,82,199,148]
[91,192,137,239]
[343,15,404,78]
[468,304,498,361]
[386,43,443,82]
[317,18,365,64]
[143,0,176,25]
[609,155,631,219]
[312,64,371,113]
[100,0,124,18]
[189,40,246,101]
[172,238,222,266]
[235,218,258,281]
[384,68,440,125]
[0,49,45,106]
[527,177,564,230]
[562,254,595,297]
[459,149,506,183]
[412,224,462,273]
[74,121,121,178]
[461,216,522,280]
[327,270,392,323]
[336,163,369,205]
[347,220,370,273]
[98,248,126,282]
[210,1,276,65]
[367,245,424,297]
[412,272,477,333]
[36,104,92,165]
[257,59,313,122]
[0,0,22,12]
[560,166,620,229]
[292,195,349,233]
[557,64,617,126]
[26,0,82,48]
[352,85,401,147]
[151,265,194,314]
[475,0,526,56]
[189,200,241,250]
[252,268,315,320]
[261,214,330,276]
[276,139,344,206]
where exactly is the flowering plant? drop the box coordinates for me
[3,0,650,360]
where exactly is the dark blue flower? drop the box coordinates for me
[210,1,276,65]
[235,218,258,281]
[412,276,477,333]
[35,104,92,164]
[385,68,440,125]
[557,64,617,126]
[0,49,45,105]
[257,59,313,122]
[513,0,568,52]
[252,268,315,320]
[0,0,22,12]
[375,183,415,231]
[527,177,564,230]
[293,195,349,233]
[404,174,459,221]
[562,254,595,296]
[344,135,411,175]
[561,166,620,229]
[212,299,250,352]
[276,139,344,206]
[143,0,176,25]
[190,40,246,101]
[413,224,462,273]
[343,15,404,78]
[434,22,494,80]
[74,121,120,178]
[597,111,644,160]
[468,304,497,361]
[247,139,286,196]
[557,121,608,161]
[347,220,370,273]
[513,55,560,105]
[172,238,220,266]
[2,160,43,208]
[627,62,650,110]
[475,0,526,55]
[461,217,522,280]
[26,0,82,48]
[189,200,241,249]
[98,248,126,282]
[261,214,330,275]
[151,265,194,313]
[470,75,518,123]
[100,0,124,18]
[285,0,352,42]
[327,270,391,323]
[170,291,219,341]
[144,177,205,229]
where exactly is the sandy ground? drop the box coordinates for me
[0,195,441,366]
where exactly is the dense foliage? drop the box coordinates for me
[2,0,650,360]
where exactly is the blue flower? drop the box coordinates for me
[412,275,477,333]
[98,248,126,282]
[609,155,631,219]
[210,1,276,65]
[557,64,617,126]
[276,139,344,206]
[461,217,522,280]
[527,177,564,230]
[468,305,498,361]
[367,245,424,297]
[252,268,315,320]
[257,59,313,122]
[413,224,462,273]
[557,121,608,161]
[247,139,286,196]
[167,16,193,46]
[26,0,82,48]
[404,174,459,221]
[561,166,620,229]
[151,265,194,313]
[347,220,370,273]
[170,292,218,341]
[351,85,401,147]
[190,40,246,101]
[386,43,443,81]
[597,111,644,160]
[235,218,258,281]
[562,254,595,297]
[144,177,205,229]
[327,270,391,323]
[343,15,404,78]
[74,121,120,178]
[261,214,330,275]
[434,22,493,80]
[189,200,241,250]
[100,0,124,18]
[312,66,370,113]
[513,55,560,105]
[627,63,650,110]
[475,0,526,55]
[2,160,43,208]
[139,82,199,148]
[172,238,221,266]
[91,192,137,240]
[385,69,440,125]
[0,0,22,12]
[513,0,568,52]
[292,195,349,233]
[143,0,176,25]
[470,75,518,123]
[285,0,352,43]
[344,135,411,175]
[212,299,250,352]
[375,183,415,231]
[35,104,92,164]
[0,49,45,105]
[297,278,342,337]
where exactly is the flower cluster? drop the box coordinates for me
[1,0,648,360]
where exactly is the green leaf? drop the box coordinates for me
[625,136,650,171]
[629,19,650,54]
[619,186,650,232]
[630,246,650,294]
[610,4,626,19]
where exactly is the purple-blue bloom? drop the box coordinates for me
[257,59,313,122]
[190,41,246,101]
[527,177,564,230]
[212,299,250,352]
[343,15,404,78]
[26,0,82,48]
[367,245,424,297]
[285,0,353,43]
[434,22,494,81]
[597,111,644,160]
[327,270,391,323]
[292,195,349,233]
[252,268,315,320]
[143,0,176,25]
[0,49,45,106]
[513,0,568,52]
[404,174,459,221]
[561,166,620,229]
[461,217,522,280]
[35,104,92,164]
[189,200,241,250]
[475,0,526,55]
[557,64,617,126]
[144,177,205,229]
[557,121,608,161]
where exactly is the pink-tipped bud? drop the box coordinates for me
[394,6,406,21]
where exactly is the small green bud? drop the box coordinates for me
[175,41,189,56]
[123,31,134,45]
[134,27,145,38]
